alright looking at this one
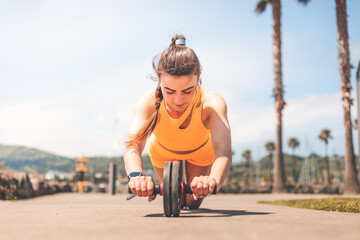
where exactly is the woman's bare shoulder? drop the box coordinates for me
[203,89,227,112]
[134,89,156,118]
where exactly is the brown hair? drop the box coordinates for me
[126,35,202,148]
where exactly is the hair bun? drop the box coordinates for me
[170,35,186,47]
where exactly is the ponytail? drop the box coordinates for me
[126,85,163,148]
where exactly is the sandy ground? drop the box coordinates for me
[1,193,360,240]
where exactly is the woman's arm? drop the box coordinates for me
[124,89,155,174]
[207,92,232,189]
[124,90,157,200]
[189,91,232,199]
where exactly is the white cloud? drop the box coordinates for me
[230,92,346,156]
[229,105,274,145]
[0,58,158,157]
[0,100,127,157]
[284,92,343,127]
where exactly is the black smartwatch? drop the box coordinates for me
[127,171,144,180]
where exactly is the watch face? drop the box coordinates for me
[129,172,143,178]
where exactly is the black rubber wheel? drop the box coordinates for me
[171,161,182,217]
[163,161,172,217]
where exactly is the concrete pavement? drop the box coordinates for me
[1,193,360,240]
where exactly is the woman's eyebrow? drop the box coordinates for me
[164,87,175,91]
[164,86,195,92]
[182,86,195,91]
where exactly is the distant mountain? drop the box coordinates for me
[0,144,153,175]
[0,144,74,173]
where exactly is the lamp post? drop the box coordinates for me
[75,156,90,193]
[357,61,360,178]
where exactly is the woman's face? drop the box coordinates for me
[159,72,199,113]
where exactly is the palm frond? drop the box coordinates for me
[297,0,310,6]
[242,149,251,159]
[254,0,270,14]
[265,141,275,153]
[288,137,300,149]
[318,129,333,144]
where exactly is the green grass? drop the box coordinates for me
[258,198,360,213]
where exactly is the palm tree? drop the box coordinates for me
[357,61,360,176]
[288,138,300,184]
[242,150,252,188]
[318,129,333,185]
[335,0,360,193]
[255,0,309,193]
[265,141,275,187]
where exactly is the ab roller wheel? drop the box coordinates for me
[171,161,182,217]
[163,161,172,217]
[128,161,217,217]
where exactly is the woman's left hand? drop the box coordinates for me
[190,175,217,200]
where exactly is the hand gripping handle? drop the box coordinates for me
[183,184,217,195]
[127,183,216,196]
[127,184,161,194]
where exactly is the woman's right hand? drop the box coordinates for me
[128,175,156,202]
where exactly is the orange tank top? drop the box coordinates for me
[152,86,210,153]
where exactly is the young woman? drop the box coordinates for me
[124,35,232,209]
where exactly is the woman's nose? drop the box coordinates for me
[174,94,184,104]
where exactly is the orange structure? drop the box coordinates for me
[75,156,90,193]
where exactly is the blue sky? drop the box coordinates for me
[0,0,360,162]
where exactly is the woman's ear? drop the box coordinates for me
[197,72,202,83]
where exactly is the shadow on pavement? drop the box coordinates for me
[145,208,272,218]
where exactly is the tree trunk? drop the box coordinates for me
[292,152,297,184]
[357,69,360,180]
[324,143,331,185]
[343,109,359,192]
[268,153,273,187]
[324,157,331,185]
[274,111,286,192]
[335,0,360,193]
[245,158,250,188]
[272,0,286,193]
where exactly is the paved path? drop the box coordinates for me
[1,193,360,240]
